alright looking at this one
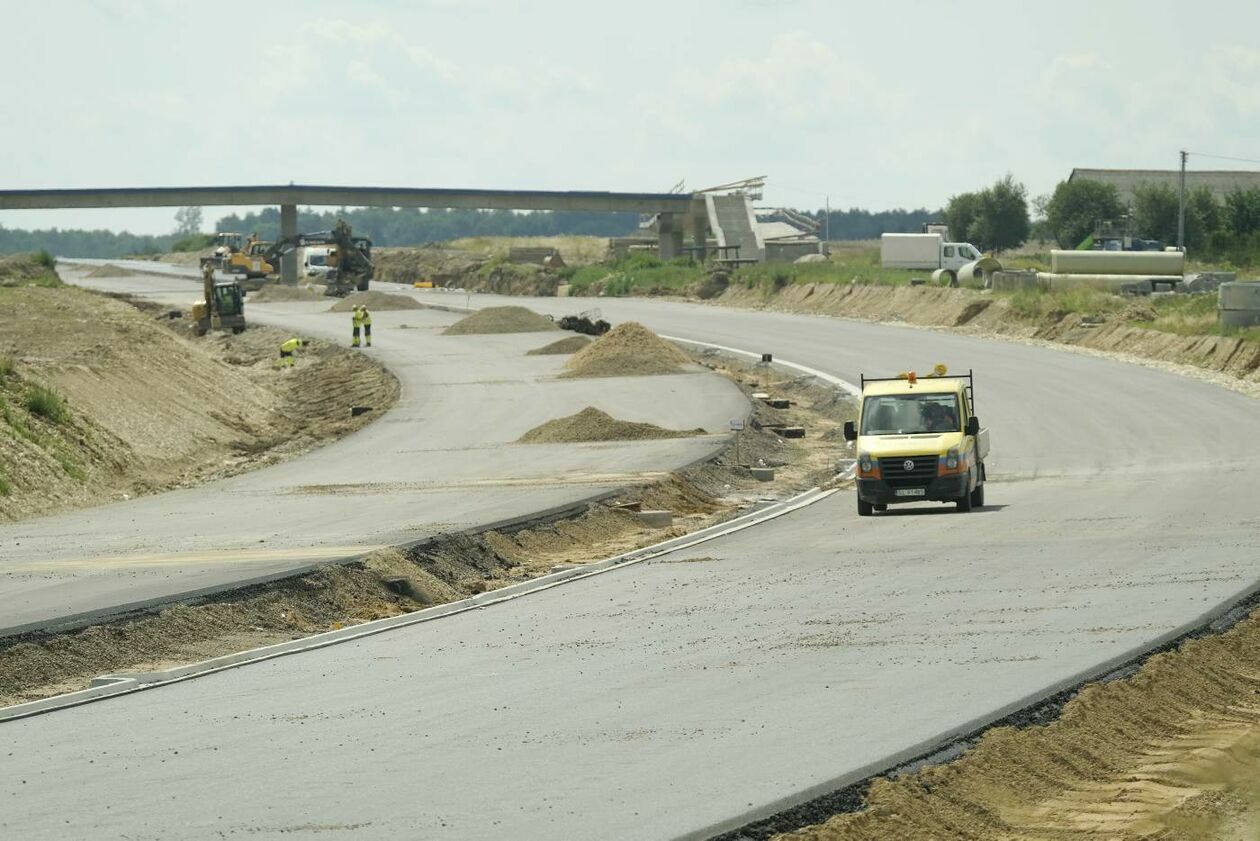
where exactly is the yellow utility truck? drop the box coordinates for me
[842,367,989,515]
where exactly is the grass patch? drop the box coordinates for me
[0,356,13,378]
[33,249,56,270]
[1001,286,1128,320]
[0,469,10,496]
[23,383,69,425]
[566,253,703,296]
[54,450,87,482]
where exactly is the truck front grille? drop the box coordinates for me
[878,455,937,487]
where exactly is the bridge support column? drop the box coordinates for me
[280,203,298,285]
[658,213,684,262]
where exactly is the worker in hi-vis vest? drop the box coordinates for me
[279,337,308,368]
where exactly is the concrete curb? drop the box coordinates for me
[0,487,835,723]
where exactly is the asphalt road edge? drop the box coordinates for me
[0,486,836,724]
[682,573,1260,841]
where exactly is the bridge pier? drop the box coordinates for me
[280,203,298,285]
[657,213,684,262]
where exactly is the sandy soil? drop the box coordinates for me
[562,321,692,377]
[517,406,703,443]
[443,305,558,335]
[328,290,423,312]
[775,606,1260,841]
[527,335,592,355]
[0,284,398,521]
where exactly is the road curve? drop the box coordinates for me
[3,287,1258,840]
[0,267,747,635]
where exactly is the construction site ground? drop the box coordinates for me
[7,257,1260,840]
[0,282,398,521]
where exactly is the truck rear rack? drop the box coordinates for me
[859,369,975,409]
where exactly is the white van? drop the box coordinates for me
[302,246,335,278]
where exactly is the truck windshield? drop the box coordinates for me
[308,254,327,266]
[861,393,960,435]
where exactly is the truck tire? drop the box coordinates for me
[857,496,874,517]
[955,483,974,512]
[970,482,984,508]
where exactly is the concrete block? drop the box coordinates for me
[1219,308,1260,330]
[638,510,673,528]
[762,398,791,409]
[750,467,775,482]
[772,426,806,439]
[1219,282,1260,310]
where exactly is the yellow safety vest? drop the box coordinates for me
[360,308,372,326]
[280,338,302,352]
[351,308,363,327]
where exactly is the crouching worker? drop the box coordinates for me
[279,336,308,368]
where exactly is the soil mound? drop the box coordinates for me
[561,322,690,378]
[248,285,325,303]
[84,263,139,279]
[444,306,557,335]
[526,335,592,355]
[0,254,60,287]
[518,407,702,444]
[329,291,422,312]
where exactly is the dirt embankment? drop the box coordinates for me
[0,253,60,287]
[714,283,1260,393]
[774,604,1260,841]
[0,285,399,521]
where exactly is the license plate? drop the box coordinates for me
[894,488,926,497]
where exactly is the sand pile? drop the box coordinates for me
[329,291,423,312]
[518,407,702,444]
[561,322,690,378]
[526,335,592,355]
[84,263,139,279]
[248,284,325,303]
[444,306,557,335]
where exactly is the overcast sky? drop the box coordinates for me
[2,0,1258,234]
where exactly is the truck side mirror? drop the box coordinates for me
[966,416,980,436]
[843,421,857,442]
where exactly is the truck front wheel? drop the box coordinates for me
[956,485,974,512]
[857,495,874,517]
[970,482,985,508]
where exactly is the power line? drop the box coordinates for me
[1185,151,1260,167]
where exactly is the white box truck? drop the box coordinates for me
[881,234,983,282]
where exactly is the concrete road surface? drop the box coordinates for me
[4,284,1259,840]
[0,267,746,635]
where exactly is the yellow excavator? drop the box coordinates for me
[258,220,373,297]
[191,263,246,336]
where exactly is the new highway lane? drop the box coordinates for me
[0,266,747,635]
[4,283,1259,840]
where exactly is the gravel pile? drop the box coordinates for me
[443,306,558,335]
[561,322,690,378]
[526,335,592,355]
[517,407,702,443]
[248,285,325,303]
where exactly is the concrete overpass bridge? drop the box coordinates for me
[0,184,710,281]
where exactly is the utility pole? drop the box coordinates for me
[824,195,830,250]
[1177,149,1188,251]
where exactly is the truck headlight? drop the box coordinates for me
[857,452,880,478]
[945,447,959,470]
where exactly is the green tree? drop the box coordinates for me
[968,174,1029,252]
[173,206,203,236]
[1044,179,1124,249]
[943,191,982,249]
[1225,188,1260,236]
[1132,182,1180,245]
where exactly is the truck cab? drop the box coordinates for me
[843,368,989,515]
